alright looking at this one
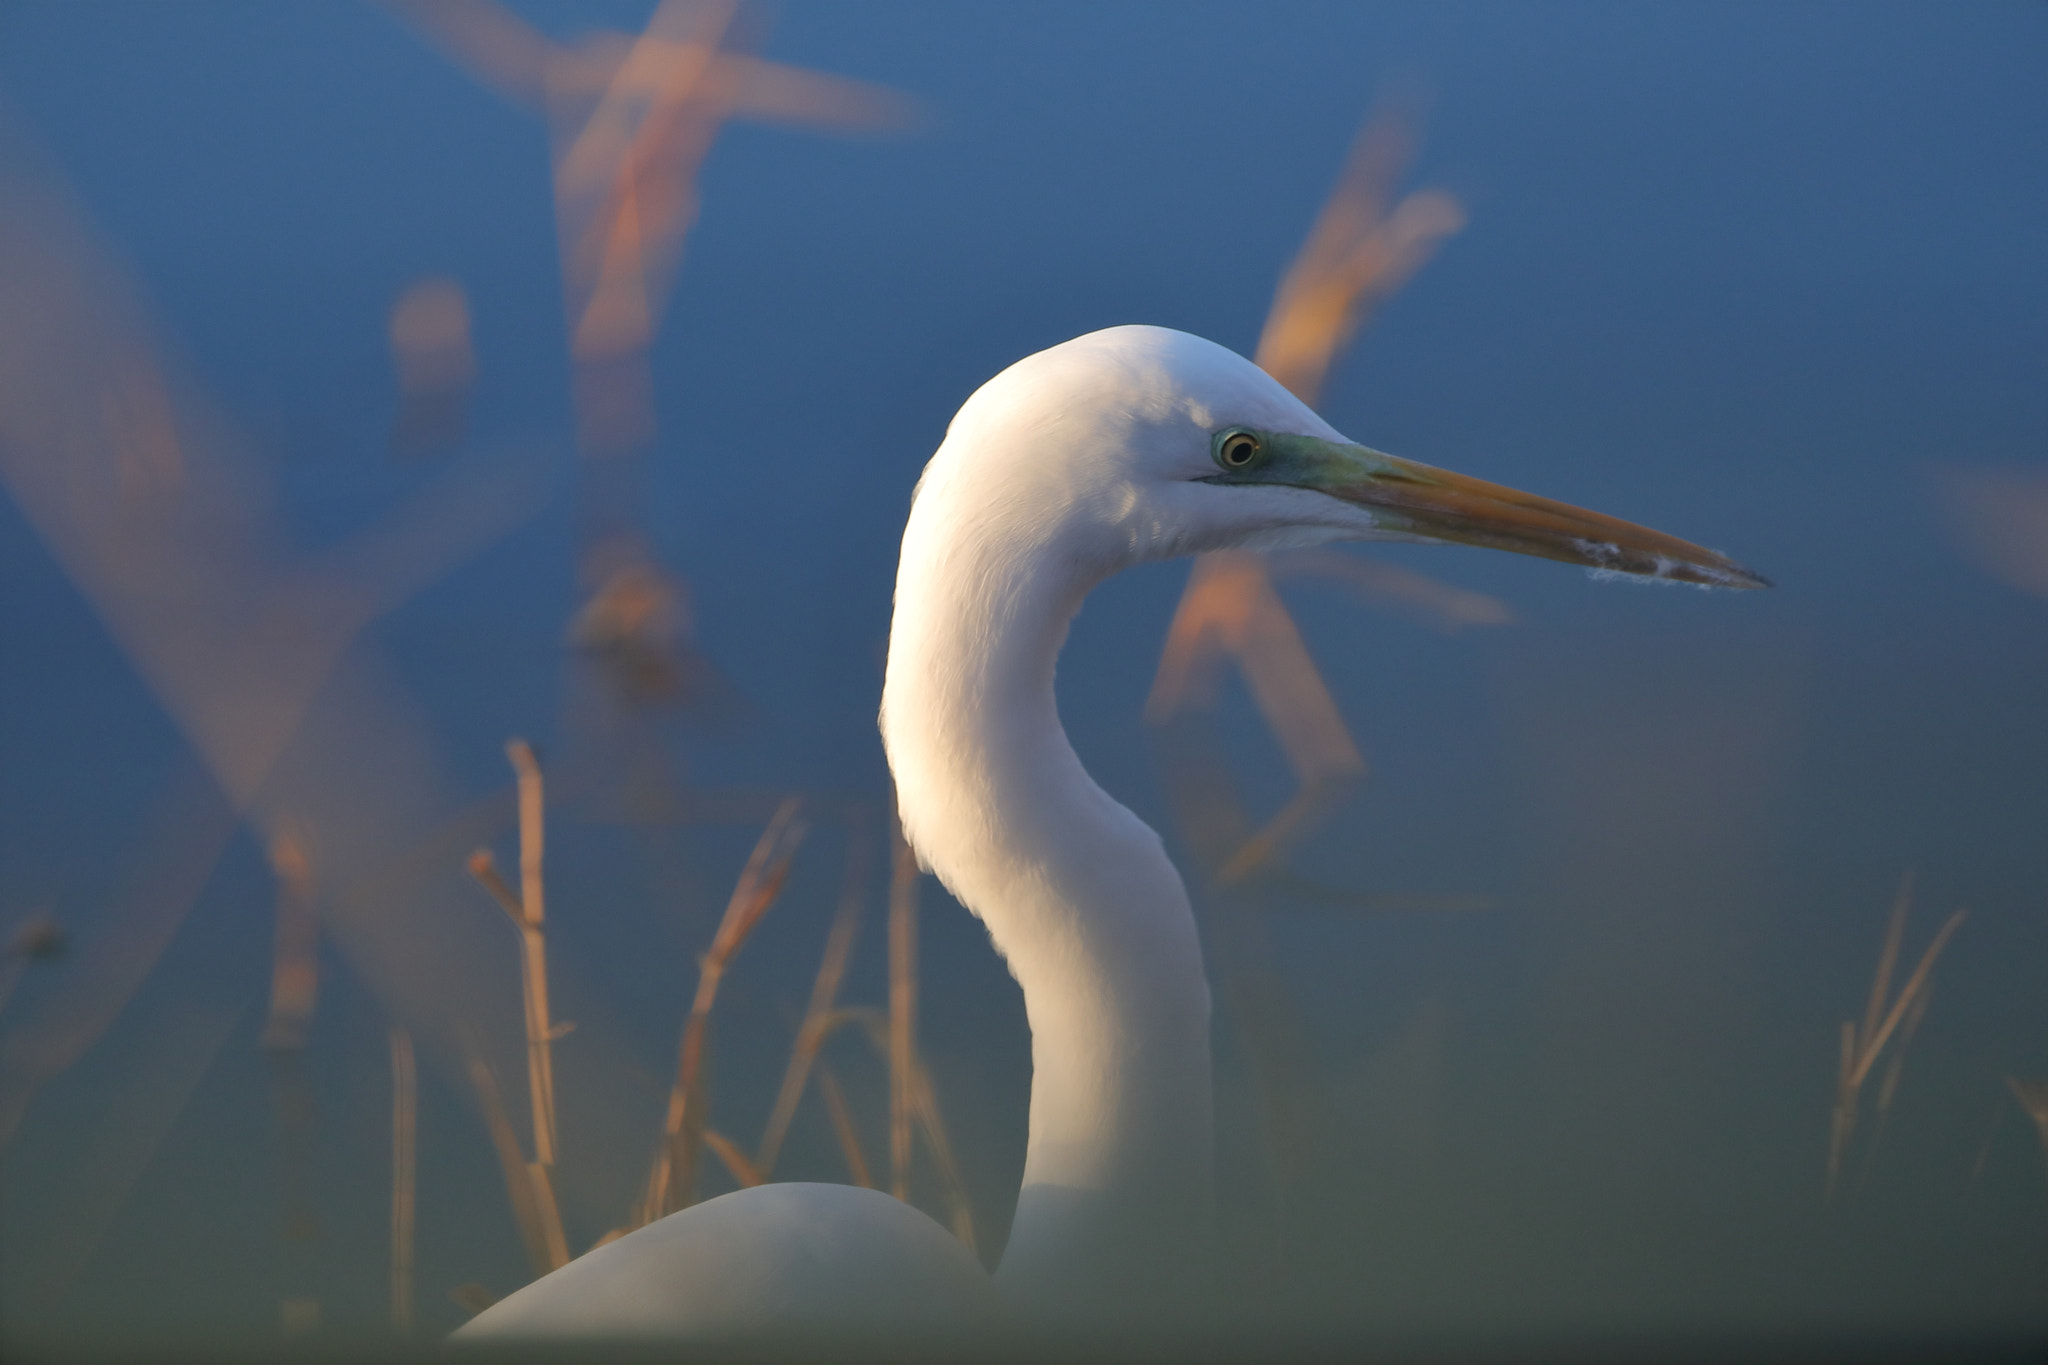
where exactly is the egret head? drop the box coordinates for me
[925,325,1767,589]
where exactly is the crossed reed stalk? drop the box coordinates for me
[1828,871,1966,1199]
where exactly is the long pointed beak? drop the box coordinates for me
[1228,432,1770,589]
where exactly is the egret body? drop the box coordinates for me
[460,325,1764,1340]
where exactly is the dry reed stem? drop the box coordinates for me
[461,1037,568,1275]
[1851,910,1965,1092]
[1255,102,1464,408]
[835,1005,975,1248]
[388,1027,417,1336]
[813,1059,872,1188]
[1828,872,1967,1198]
[392,0,913,455]
[507,739,560,1166]
[1215,783,1358,887]
[556,1,741,378]
[386,0,918,126]
[394,0,913,362]
[1876,983,1931,1114]
[1145,551,1365,883]
[888,814,919,1201]
[1858,872,1912,1060]
[701,1127,764,1187]
[757,826,872,1176]
[528,1158,569,1268]
[466,846,562,1173]
[468,852,524,919]
[1144,101,1466,881]
[2006,1079,2048,1165]
[644,797,808,1220]
[907,1054,977,1253]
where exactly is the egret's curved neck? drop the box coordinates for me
[881,475,1215,1316]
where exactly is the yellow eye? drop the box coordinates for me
[1216,431,1261,470]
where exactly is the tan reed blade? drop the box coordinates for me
[389,1027,418,1336]
[643,797,809,1220]
[757,822,873,1176]
[909,1055,977,1254]
[1828,871,1967,1198]
[813,1058,873,1188]
[888,814,919,1202]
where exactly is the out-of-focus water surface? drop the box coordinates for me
[1,0,2044,1352]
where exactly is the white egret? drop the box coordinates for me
[460,325,1765,1340]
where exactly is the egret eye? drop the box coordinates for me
[1215,430,1261,470]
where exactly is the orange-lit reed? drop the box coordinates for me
[756,824,872,1177]
[643,797,809,1220]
